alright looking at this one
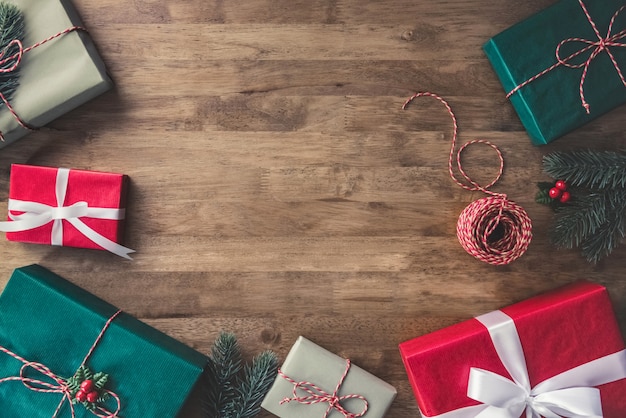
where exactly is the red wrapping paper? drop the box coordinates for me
[399,281,626,417]
[6,164,128,251]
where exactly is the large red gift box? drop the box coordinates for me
[399,281,626,417]
[2,164,133,258]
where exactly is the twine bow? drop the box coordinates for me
[0,26,86,140]
[507,0,626,114]
[0,311,123,418]
[0,167,135,259]
[279,359,369,418]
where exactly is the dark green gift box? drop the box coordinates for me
[483,0,626,145]
[0,265,207,417]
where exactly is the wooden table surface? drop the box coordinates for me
[1,0,625,416]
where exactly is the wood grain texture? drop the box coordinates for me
[1,0,626,416]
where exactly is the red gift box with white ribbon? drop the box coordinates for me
[399,281,626,417]
[1,164,134,259]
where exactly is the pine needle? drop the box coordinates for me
[227,351,279,418]
[543,150,626,189]
[203,333,279,418]
[0,3,25,103]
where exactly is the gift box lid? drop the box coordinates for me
[5,164,130,253]
[0,264,207,417]
[0,0,113,148]
[262,336,397,418]
[483,0,626,145]
[399,281,626,417]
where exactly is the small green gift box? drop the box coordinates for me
[0,265,207,417]
[0,0,112,148]
[483,0,626,145]
[261,336,397,418]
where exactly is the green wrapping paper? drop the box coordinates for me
[0,0,112,148]
[483,0,626,145]
[0,265,207,417]
[261,336,397,418]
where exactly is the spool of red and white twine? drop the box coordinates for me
[402,92,532,265]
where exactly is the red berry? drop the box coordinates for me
[555,180,568,191]
[86,390,99,403]
[75,390,87,402]
[548,187,562,199]
[559,191,571,203]
[80,379,95,392]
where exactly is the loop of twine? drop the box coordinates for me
[278,359,368,418]
[0,310,122,417]
[506,0,626,114]
[0,25,87,141]
[402,92,532,265]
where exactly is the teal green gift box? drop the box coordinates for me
[483,0,626,145]
[0,265,207,417]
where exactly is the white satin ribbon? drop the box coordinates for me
[0,168,134,259]
[426,310,626,418]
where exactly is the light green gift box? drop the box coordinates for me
[0,265,207,417]
[0,0,112,148]
[262,336,397,418]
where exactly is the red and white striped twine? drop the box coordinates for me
[403,92,532,266]
[0,310,122,417]
[0,26,87,141]
[278,359,368,418]
[506,0,626,114]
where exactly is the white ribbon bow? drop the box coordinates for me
[0,168,135,259]
[427,310,626,418]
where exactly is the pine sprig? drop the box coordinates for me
[543,150,626,189]
[204,333,243,418]
[0,3,25,103]
[578,189,626,263]
[541,150,626,263]
[551,192,608,249]
[203,333,279,418]
[227,351,279,418]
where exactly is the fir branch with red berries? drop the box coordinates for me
[536,150,626,263]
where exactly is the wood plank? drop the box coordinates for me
[1,0,626,417]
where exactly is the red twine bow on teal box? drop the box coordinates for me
[0,311,122,417]
[507,0,626,113]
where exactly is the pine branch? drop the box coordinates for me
[203,334,279,418]
[203,332,243,418]
[579,189,626,263]
[543,150,626,189]
[551,189,626,262]
[0,3,25,103]
[226,351,279,418]
[551,192,608,249]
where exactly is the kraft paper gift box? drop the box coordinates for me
[399,281,626,418]
[0,0,112,148]
[1,164,134,259]
[0,264,207,417]
[483,0,626,145]
[262,336,397,418]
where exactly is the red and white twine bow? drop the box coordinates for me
[0,311,122,417]
[278,359,369,418]
[0,26,87,140]
[403,92,532,265]
[507,0,626,114]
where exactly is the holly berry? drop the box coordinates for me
[80,379,95,392]
[75,390,87,402]
[548,187,562,199]
[559,191,571,203]
[86,390,99,403]
[555,180,568,191]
